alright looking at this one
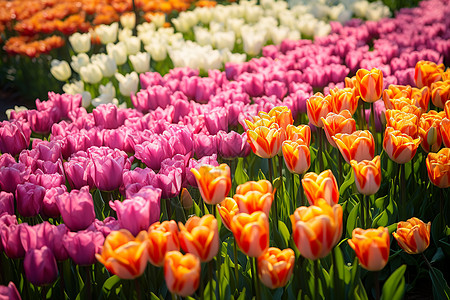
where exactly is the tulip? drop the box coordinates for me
[107,42,128,65]
[24,246,58,286]
[247,123,284,158]
[385,110,419,138]
[204,107,228,135]
[233,180,274,216]
[419,111,444,153]
[321,110,356,147]
[89,149,128,192]
[63,230,105,265]
[217,197,239,231]
[178,214,219,262]
[330,87,358,115]
[230,211,269,257]
[285,124,311,146]
[42,186,65,218]
[1,223,27,259]
[91,54,117,78]
[383,85,430,111]
[441,118,450,148]
[164,251,200,297]
[291,199,343,260]
[0,282,21,300]
[301,170,339,206]
[45,224,69,261]
[0,192,14,216]
[56,186,95,231]
[258,247,295,289]
[70,53,90,74]
[0,120,31,156]
[50,60,72,82]
[69,32,91,53]
[15,182,45,217]
[96,229,149,279]
[124,37,141,55]
[120,12,136,29]
[145,42,167,62]
[350,156,381,195]
[147,220,180,267]
[282,139,311,174]
[306,92,332,127]
[190,163,231,205]
[393,217,431,255]
[356,68,383,103]
[332,130,375,164]
[348,227,390,271]
[217,131,251,159]
[80,63,103,84]
[95,23,118,44]
[0,161,29,193]
[430,80,450,109]
[129,52,151,73]
[445,101,450,119]
[115,72,139,97]
[268,106,294,132]
[414,60,444,89]
[383,127,421,164]
[426,148,450,188]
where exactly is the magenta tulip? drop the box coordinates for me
[56,186,95,231]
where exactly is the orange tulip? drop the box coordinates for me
[414,60,444,89]
[332,130,375,164]
[301,170,339,206]
[178,214,219,262]
[431,80,450,109]
[412,86,430,111]
[345,76,360,98]
[356,68,383,103]
[306,92,332,127]
[164,251,200,297]
[268,106,294,132]
[348,227,390,271]
[230,211,269,257]
[383,127,421,164]
[321,110,356,147]
[350,156,381,195]
[330,87,359,115]
[445,101,450,119]
[441,118,450,148]
[290,199,343,260]
[419,111,444,153]
[393,217,431,255]
[217,197,239,231]
[385,110,419,138]
[233,180,274,216]
[258,247,295,289]
[247,123,284,158]
[96,229,149,279]
[426,148,450,188]
[286,124,311,146]
[382,85,429,111]
[147,221,180,267]
[191,163,231,205]
[245,113,277,131]
[282,139,311,175]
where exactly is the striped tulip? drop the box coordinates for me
[356,68,383,103]
[330,87,359,115]
[164,251,200,297]
[282,139,311,175]
[345,76,360,98]
[321,110,356,147]
[350,156,381,195]
[230,211,269,257]
[147,221,180,267]
[247,124,284,158]
[426,148,450,188]
[332,130,375,164]
[414,60,444,89]
[217,197,239,231]
[446,101,450,119]
[385,110,419,138]
[286,124,311,146]
[258,247,295,289]
[393,217,431,255]
[382,85,429,111]
[430,80,450,109]
[301,170,339,206]
[348,227,390,271]
[268,106,294,132]
[191,164,231,205]
[178,214,219,262]
[418,111,444,153]
[234,180,274,216]
[441,118,450,148]
[306,92,332,127]
[290,199,343,260]
[383,127,421,164]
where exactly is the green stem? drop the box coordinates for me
[400,164,406,220]
[233,239,239,291]
[85,266,92,300]
[314,260,320,300]
[59,262,65,300]
[135,278,141,300]
[254,257,262,300]
[370,102,377,155]
[338,149,343,186]
[365,194,371,229]
[299,176,305,206]
[209,261,214,300]
[318,129,324,171]
[216,241,221,299]
[331,248,339,297]
[268,157,278,227]
[360,194,365,229]
[375,271,380,300]
[291,172,296,211]
[250,257,261,300]
[166,198,172,220]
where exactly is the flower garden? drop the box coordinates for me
[0,0,449,299]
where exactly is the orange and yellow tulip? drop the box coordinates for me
[306,92,332,127]
[348,227,390,271]
[445,101,450,119]
[382,85,429,111]
[258,247,295,289]
[356,68,383,103]
[217,197,239,231]
[383,127,421,164]
[426,148,450,188]
[321,110,356,147]
[441,118,450,148]
[147,221,180,267]
[268,106,294,132]
[393,217,431,255]
[247,123,284,158]
[330,87,359,115]
[164,251,200,297]
[332,130,375,164]
[301,170,339,206]
[419,111,444,153]
[290,199,343,260]
[350,156,381,195]
[414,60,444,89]
[191,164,231,205]
[345,76,360,98]
[96,229,149,280]
[230,211,269,257]
[282,139,311,175]
[286,124,311,146]
[385,110,419,138]
[245,113,277,131]
[233,180,274,216]
[178,214,219,262]
[431,80,450,109]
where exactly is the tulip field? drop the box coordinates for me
[0,0,450,299]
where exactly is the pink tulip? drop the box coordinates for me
[1,223,27,259]
[45,224,69,261]
[64,152,94,190]
[15,182,45,217]
[87,217,120,237]
[135,137,172,170]
[239,73,265,97]
[194,133,218,158]
[42,186,66,218]
[27,108,59,134]
[24,246,58,286]
[93,104,119,129]
[0,192,14,216]
[265,81,288,99]
[204,107,228,135]
[140,72,164,89]
[217,131,251,159]
[152,166,182,199]
[0,282,21,300]
[63,230,104,265]
[0,120,31,156]
[0,161,29,193]
[56,186,95,231]
[88,147,130,191]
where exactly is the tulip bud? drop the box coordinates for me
[115,72,139,97]
[107,42,128,65]
[0,282,21,300]
[147,221,180,267]
[80,63,103,84]
[180,188,193,209]
[258,247,295,289]
[120,12,136,29]
[348,227,390,271]
[69,32,91,53]
[230,211,269,257]
[129,52,151,73]
[124,37,141,55]
[95,23,118,44]
[426,148,450,188]
[393,217,431,255]
[190,164,231,205]
[426,126,438,150]
[350,156,381,195]
[164,251,200,297]
[91,54,117,78]
[24,246,58,286]
[50,60,72,82]
[56,186,95,231]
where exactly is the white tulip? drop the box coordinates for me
[314,21,331,37]
[209,21,225,33]
[213,31,235,50]
[129,52,151,73]
[287,30,301,41]
[91,54,117,78]
[106,42,128,65]
[244,5,263,23]
[91,93,115,107]
[63,80,84,95]
[226,18,244,38]
[95,22,119,44]
[137,22,156,36]
[99,82,116,98]
[241,28,266,56]
[366,1,390,21]
[145,42,167,61]
[228,52,247,63]
[203,50,222,70]
[194,27,213,46]
[81,91,93,108]
[120,12,136,29]
[270,26,290,45]
[115,72,139,97]
[70,53,90,74]
[124,36,141,55]
[80,63,103,84]
[69,32,91,53]
[118,28,133,42]
[195,7,213,24]
[149,13,166,28]
[352,0,369,18]
[50,59,72,82]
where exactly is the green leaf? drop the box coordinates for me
[93,190,105,220]
[236,288,247,300]
[372,196,397,228]
[346,202,359,237]
[102,275,121,296]
[354,280,368,300]
[339,170,354,195]
[234,157,249,186]
[258,169,266,180]
[430,267,450,300]
[380,264,406,300]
